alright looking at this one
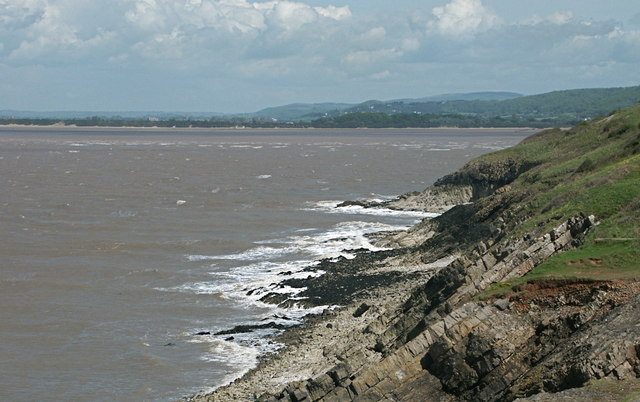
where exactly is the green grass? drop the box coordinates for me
[474,282,516,300]
[528,240,640,280]
[588,378,640,401]
[475,104,640,300]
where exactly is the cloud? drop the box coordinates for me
[2,0,352,64]
[122,0,350,35]
[428,0,500,38]
[525,11,574,26]
[342,48,404,72]
[0,0,46,30]
[314,5,351,20]
[6,1,116,62]
[0,0,638,112]
[369,70,391,80]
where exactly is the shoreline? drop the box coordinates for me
[183,191,459,401]
[187,200,637,402]
[185,249,454,401]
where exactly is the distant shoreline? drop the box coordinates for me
[0,124,542,133]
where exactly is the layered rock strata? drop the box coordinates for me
[242,216,628,402]
[188,205,640,402]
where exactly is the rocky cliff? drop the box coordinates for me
[188,105,640,401]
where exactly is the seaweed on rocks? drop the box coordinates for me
[212,322,293,336]
[259,249,419,308]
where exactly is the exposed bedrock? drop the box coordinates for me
[386,157,538,213]
[248,215,640,402]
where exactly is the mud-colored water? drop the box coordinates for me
[0,127,534,401]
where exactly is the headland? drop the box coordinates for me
[187,104,640,401]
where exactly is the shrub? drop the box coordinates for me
[576,158,596,173]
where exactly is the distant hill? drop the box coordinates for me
[248,86,639,124]
[392,91,523,103]
[342,86,640,121]
[3,86,639,128]
[247,92,523,121]
[246,102,353,122]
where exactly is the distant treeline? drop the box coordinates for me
[308,112,574,128]
[0,113,583,129]
[341,86,640,120]
[0,116,285,128]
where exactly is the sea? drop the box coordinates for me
[0,126,536,401]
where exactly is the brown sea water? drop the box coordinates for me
[0,126,536,401]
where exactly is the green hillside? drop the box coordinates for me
[325,85,640,127]
[247,102,353,121]
[474,103,640,296]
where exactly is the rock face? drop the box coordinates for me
[239,216,638,402]
[386,157,537,213]
[190,205,639,402]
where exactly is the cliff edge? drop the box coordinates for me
[188,104,640,401]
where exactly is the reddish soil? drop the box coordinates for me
[506,279,640,314]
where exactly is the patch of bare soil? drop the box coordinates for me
[507,279,640,314]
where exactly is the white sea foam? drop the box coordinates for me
[308,200,439,219]
[187,219,403,266]
[194,337,262,392]
[187,245,298,262]
[168,197,437,392]
[110,210,137,218]
[171,260,322,302]
[229,145,263,149]
[256,174,272,179]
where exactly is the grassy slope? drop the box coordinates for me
[468,104,640,296]
[345,86,640,120]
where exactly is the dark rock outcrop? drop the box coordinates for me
[189,211,631,402]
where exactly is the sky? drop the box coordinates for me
[1,0,639,113]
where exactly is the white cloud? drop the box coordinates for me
[401,38,420,52]
[123,0,352,63]
[547,11,573,25]
[370,70,391,80]
[429,0,500,38]
[7,2,116,62]
[125,0,169,31]
[124,0,350,35]
[2,0,352,64]
[314,5,351,20]
[261,2,321,31]
[342,48,403,70]
[360,27,387,42]
[526,11,573,26]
